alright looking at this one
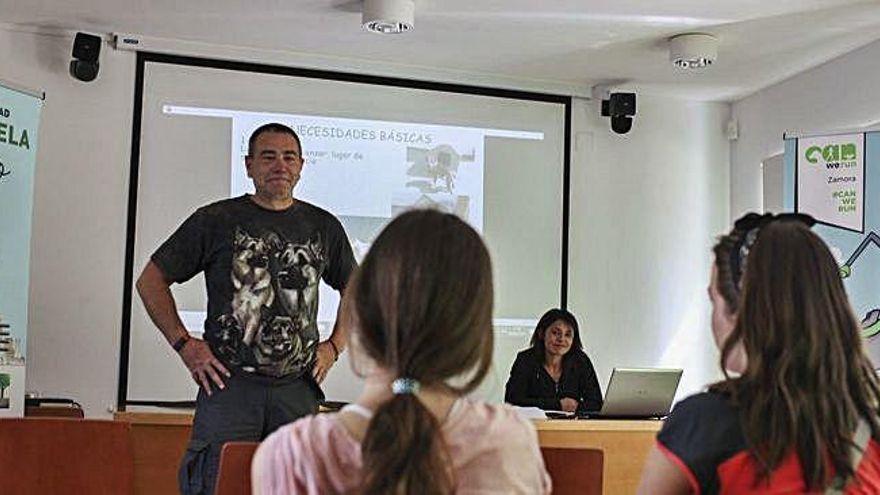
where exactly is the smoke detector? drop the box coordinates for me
[363,0,415,34]
[668,33,718,69]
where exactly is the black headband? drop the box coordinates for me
[729,212,816,291]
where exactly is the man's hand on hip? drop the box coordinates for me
[312,340,338,384]
[179,338,230,395]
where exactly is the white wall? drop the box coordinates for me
[568,96,731,399]
[2,27,731,416]
[732,38,880,219]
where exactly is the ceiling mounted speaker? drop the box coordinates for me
[70,32,102,82]
[363,0,415,34]
[668,33,718,69]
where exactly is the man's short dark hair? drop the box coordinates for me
[247,123,302,157]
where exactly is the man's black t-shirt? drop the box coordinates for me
[152,195,356,378]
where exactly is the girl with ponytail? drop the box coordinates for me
[253,209,551,494]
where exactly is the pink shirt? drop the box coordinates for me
[253,399,552,494]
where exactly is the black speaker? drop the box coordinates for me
[601,93,637,135]
[610,116,634,134]
[607,93,636,117]
[69,32,101,82]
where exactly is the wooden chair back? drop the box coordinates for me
[0,418,134,494]
[215,441,260,495]
[541,446,604,495]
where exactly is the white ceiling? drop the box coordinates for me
[2,0,880,101]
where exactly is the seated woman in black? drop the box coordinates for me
[505,308,603,413]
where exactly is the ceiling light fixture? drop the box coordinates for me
[668,33,718,69]
[363,0,415,34]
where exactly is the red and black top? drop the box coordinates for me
[656,392,880,494]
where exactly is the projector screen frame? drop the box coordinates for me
[117,51,573,410]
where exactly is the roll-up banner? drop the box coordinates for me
[0,80,44,417]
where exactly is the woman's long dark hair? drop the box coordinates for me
[347,209,495,495]
[528,308,584,362]
[711,216,880,490]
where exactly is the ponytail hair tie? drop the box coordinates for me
[391,377,421,395]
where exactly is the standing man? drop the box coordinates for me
[136,123,356,495]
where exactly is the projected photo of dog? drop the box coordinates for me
[405,144,475,194]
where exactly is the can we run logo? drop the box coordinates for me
[805,143,858,169]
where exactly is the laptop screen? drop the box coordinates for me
[590,367,683,418]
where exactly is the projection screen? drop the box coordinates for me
[120,53,571,408]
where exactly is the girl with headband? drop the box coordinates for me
[638,213,880,494]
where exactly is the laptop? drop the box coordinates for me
[579,367,683,419]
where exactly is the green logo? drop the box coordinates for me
[805,143,857,168]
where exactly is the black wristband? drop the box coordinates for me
[172,333,191,352]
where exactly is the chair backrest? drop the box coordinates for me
[215,441,260,495]
[541,447,604,495]
[0,417,134,494]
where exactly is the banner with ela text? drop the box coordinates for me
[0,81,43,417]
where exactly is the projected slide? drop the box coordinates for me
[163,105,544,329]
